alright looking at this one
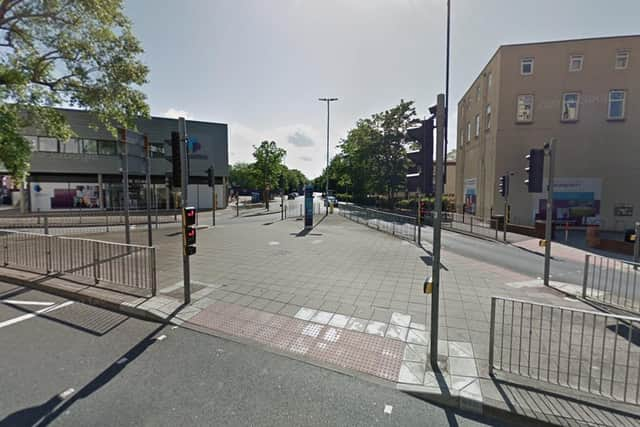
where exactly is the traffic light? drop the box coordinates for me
[498,175,509,197]
[207,166,214,187]
[171,131,181,187]
[406,118,434,195]
[525,149,544,193]
[182,206,196,256]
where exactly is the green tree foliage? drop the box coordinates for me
[324,100,419,204]
[0,0,150,180]
[252,140,286,209]
[229,162,258,190]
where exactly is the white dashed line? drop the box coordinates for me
[59,388,75,399]
[0,301,74,329]
[268,241,280,246]
[1,300,55,306]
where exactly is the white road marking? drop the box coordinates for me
[384,404,393,415]
[154,334,167,341]
[0,301,74,329]
[268,241,280,246]
[58,388,75,399]
[116,357,129,365]
[1,300,55,306]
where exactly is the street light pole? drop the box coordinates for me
[319,97,338,215]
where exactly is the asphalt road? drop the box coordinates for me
[0,282,495,427]
[418,225,586,285]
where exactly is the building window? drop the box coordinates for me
[561,93,580,121]
[516,95,534,122]
[615,51,629,69]
[487,72,493,88]
[569,55,583,72]
[98,140,118,155]
[81,139,98,155]
[474,114,480,137]
[61,138,81,154]
[521,58,534,75]
[475,86,480,102]
[38,137,58,152]
[608,90,626,120]
[486,105,491,130]
[466,122,471,142]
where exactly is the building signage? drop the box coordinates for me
[614,203,633,217]
[463,178,477,215]
[535,177,602,225]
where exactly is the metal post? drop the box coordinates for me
[213,191,217,226]
[503,192,508,242]
[417,190,421,246]
[236,196,239,217]
[281,193,284,221]
[92,241,99,284]
[430,93,445,368]
[44,216,49,235]
[488,297,496,376]
[543,139,556,287]
[150,247,157,296]
[470,216,473,234]
[179,117,191,304]
[145,135,153,247]
[582,254,590,299]
[319,97,338,216]
[120,129,131,245]
[634,222,640,264]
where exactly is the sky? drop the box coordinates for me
[124,0,640,179]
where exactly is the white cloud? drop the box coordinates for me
[162,108,190,119]
[229,122,327,178]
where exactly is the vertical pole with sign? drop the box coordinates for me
[179,117,191,304]
[430,94,445,368]
[543,139,556,287]
[304,185,313,230]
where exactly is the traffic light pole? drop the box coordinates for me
[179,117,191,304]
[119,129,131,245]
[144,135,153,247]
[543,139,556,287]
[416,190,421,246]
[430,94,445,368]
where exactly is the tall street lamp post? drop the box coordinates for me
[319,97,338,215]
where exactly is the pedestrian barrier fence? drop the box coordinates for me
[283,200,327,219]
[431,212,502,241]
[339,204,417,242]
[489,296,640,405]
[0,230,157,296]
[582,254,640,315]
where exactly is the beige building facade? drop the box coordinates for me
[455,35,640,231]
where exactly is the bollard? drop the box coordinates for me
[470,216,474,234]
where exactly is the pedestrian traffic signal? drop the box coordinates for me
[498,175,509,197]
[406,118,434,195]
[207,166,214,187]
[182,206,197,256]
[525,149,544,193]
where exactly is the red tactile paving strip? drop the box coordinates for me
[188,302,404,382]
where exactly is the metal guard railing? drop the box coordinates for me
[0,230,157,296]
[583,254,640,315]
[489,296,640,405]
[338,204,417,242]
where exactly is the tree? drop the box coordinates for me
[252,140,286,209]
[229,162,258,190]
[0,0,150,180]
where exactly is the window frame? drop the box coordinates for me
[561,92,580,122]
[38,136,59,152]
[520,57,534,75]
[569,55,584,72]
[608,90,626,120]
[466,121,471,143]
[474,114,480,137]
[485,104,492,130]
[487,72,493,88]
[615,51,629,70]
[516,94,534,123]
